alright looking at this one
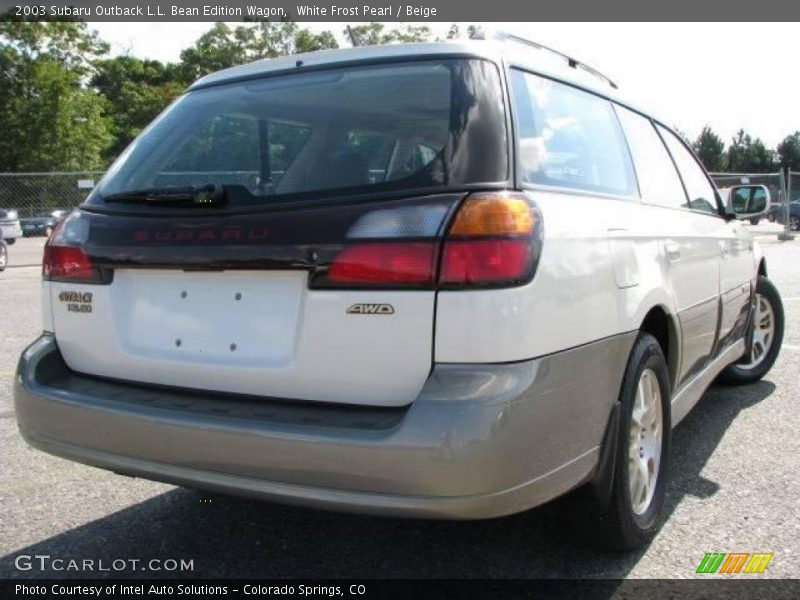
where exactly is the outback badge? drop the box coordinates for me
[58,290,93,313]
[346,303,395,315]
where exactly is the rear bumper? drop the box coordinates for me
[14,333,634,519]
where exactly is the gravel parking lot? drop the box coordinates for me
[1,231,799,579]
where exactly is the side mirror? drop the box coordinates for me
[726,184,771,220]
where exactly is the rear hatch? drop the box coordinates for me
[46,57,509,407]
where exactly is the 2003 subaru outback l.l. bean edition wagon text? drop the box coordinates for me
[14,36,784,549]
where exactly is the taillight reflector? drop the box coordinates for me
[327,242,437,286]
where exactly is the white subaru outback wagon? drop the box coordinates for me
[14,37,784,549]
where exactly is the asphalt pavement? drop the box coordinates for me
[1,231,798,579]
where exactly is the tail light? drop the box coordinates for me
[440,192,541,287]
[43,213,111,284]
[327,243,437,286]
[315,192,541,290]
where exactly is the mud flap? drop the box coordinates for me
[588,401,620,511]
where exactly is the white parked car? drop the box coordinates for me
[14,37,784,549]
[0,208,22,244]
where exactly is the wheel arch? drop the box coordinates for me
[758,257,768,278]
[639,305,680,392]
[589,300,679,509]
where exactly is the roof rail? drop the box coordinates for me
[471,29,619,90]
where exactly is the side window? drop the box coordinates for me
[657,125,719,215]
[165,115,259,173]
[510,69,637,196]
[269,122,311,184]
[615,106,686,209]
[329,130,396,185]
[160,116,310,190]
[406,144,437,173]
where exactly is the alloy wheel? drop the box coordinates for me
[628,368,663,516]
[739,293,776,369]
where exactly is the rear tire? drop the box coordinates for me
[0,243,6,271]
[718,276,783,385]
[749,217,760,225]
[790,215,799,232]
[596,333,671,550]
[5,238,15,245]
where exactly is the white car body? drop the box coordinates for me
[16,40,775,533]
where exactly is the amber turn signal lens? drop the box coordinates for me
[449,192,534,237]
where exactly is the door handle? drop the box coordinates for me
[718,240,729,257]
[665,241,681,262]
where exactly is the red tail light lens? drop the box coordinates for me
[327,242,437,286]
[440,240,532,284]
[43,246,97,282]
[42,212,110,284]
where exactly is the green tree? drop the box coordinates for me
[727,129,775,173]
[345,23,434,46]
[91,56,186,158]
[693,126,727,172]
[180,21,338,80]
[294,29,338,54]
[444,24,480,40]
[776,132,800,170]
[0,21,113,170]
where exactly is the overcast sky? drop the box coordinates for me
[90,22,798,148]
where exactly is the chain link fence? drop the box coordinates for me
[2,170,799,240]
[788,171,800,232]
[0,171,102,239]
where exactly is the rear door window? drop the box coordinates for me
[657,125,720,215]
[510,69,637,196]
[615,106,687,209]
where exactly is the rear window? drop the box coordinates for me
[510,69,637,197]
[91,59,507,208]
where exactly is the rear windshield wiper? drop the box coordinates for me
[103,184,227,208]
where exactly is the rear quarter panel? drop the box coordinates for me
[435,190,677,362]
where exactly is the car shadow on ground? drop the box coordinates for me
[0,380,776,579]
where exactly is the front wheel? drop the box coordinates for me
[790,215,799,232]
[596,332,671,550]
[5,238,15,245]
[719,276,783,385]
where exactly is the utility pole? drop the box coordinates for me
[346,25,360,47]
[778,166,795,240]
